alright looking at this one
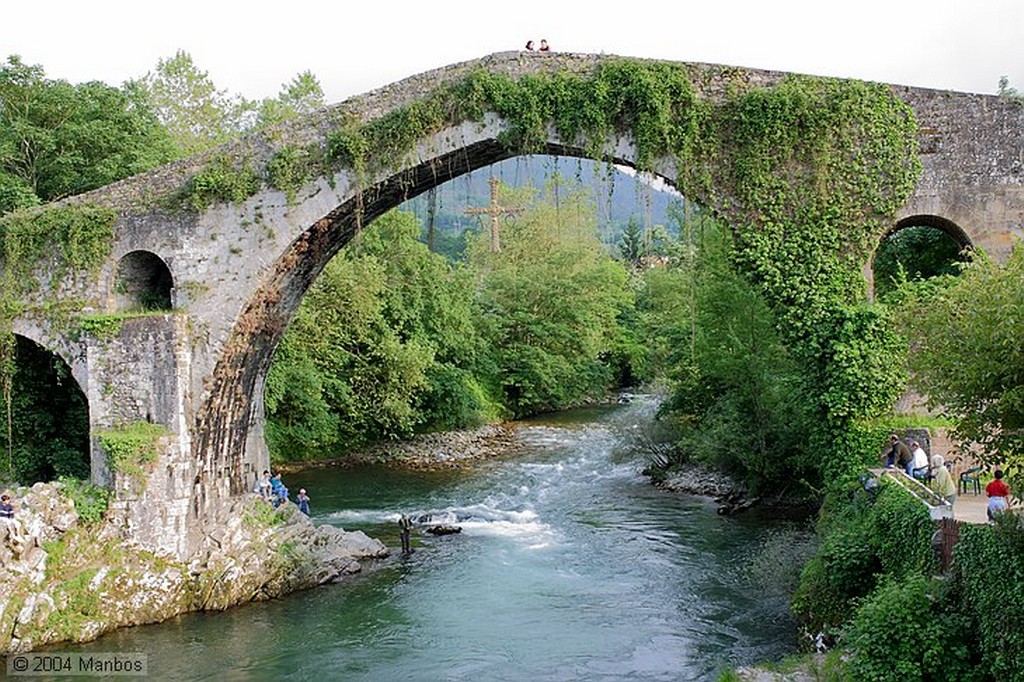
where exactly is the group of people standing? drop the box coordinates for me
[254,470,311,515]
[523,39,551,52]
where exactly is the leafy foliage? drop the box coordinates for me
[873,225,967,300]
[792,480,933,636]
[57,476,111,525]
[183,153,262,211]
[132,51,326,159]
[96,422,169,480]
[1,336,90,482]
[468,181,630,416]
[646,217,818,495]
[899,247,1024,489]
[0,55,176,213]
[843,575,978,682]
[130,50,251,157]
[265,210,495,460]
[952,520,1024,680]
[0,204,116,295]
[253,70,326,127]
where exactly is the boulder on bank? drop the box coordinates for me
[655,463,748,502]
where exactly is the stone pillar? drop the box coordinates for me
[85,315,197,560]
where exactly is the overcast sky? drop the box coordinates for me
[3,0,1022,104]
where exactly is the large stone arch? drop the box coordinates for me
[190,127,676,513]
[887,214,974,251]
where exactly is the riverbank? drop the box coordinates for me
[0,482,387,655]
[276,422,526,472]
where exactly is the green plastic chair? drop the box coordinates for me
[959,466,983,495]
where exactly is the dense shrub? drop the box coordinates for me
[792,480,934,637]
[952,519,1024,681]
[844,575,978,682]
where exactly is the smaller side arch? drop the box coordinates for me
[114,251,174,312]
[866,214,973,301]
[886,214,973,251]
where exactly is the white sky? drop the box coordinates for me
[3,0,1022,103]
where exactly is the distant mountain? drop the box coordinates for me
[398,156,687,259]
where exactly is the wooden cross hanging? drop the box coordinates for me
[464,177,523,252]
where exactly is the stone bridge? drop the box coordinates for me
[8,52,1023,559]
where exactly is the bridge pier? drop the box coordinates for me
[81,314,257,560]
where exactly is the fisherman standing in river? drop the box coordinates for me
[398,513,414,555]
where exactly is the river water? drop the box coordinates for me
[71,398,813,681]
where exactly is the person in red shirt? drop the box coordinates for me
[986,469,1011,521]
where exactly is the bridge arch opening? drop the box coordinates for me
[114,250,173,312]
[262,152,698,465]
[872,215,972,299]
[2,335,90,484]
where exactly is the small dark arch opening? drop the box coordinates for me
[115,250,173,312]
[2,335,90,484]
[873,215,972,299]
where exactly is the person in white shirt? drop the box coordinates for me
[910,441,928,479]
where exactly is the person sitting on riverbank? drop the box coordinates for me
[271,473,289,507]
[986,469,1011,521]
[930,455,956,505]
[254,470,273,502]
[0,493,25,558]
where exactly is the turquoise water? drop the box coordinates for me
[65,399,812,681]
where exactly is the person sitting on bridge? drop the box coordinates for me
[986,469,1011,521]
[930,454,956,505]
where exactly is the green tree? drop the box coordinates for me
[901,247,1024,487]
[618,214,646,266]
[469,181,631,416]
[134,51,327,156]
[131,50,249,156]
[265,210,494,460]
[0,55,175,213]
[255,70,325,127]
[645,218,817,494]
[998,76,1020,97]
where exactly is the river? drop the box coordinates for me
[69,398,814,681]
